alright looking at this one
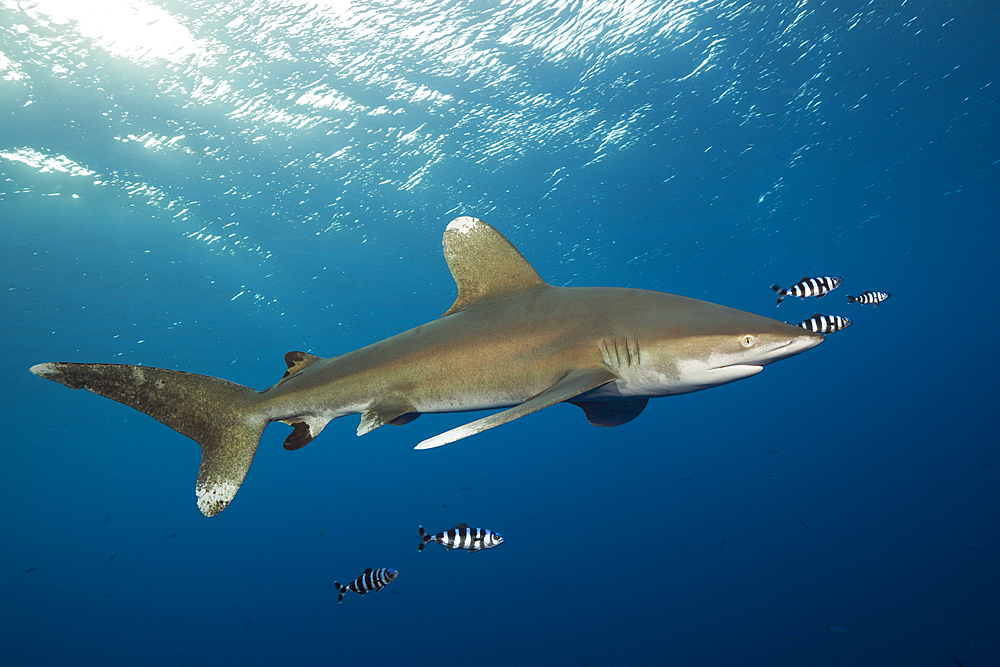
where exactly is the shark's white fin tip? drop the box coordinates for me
[446,216,483,235]
[30,362,56,377]
[414,439,445,450]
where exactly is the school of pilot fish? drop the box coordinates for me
[771,275,890,337]
[336,274,889,607]
[335,522,504,604]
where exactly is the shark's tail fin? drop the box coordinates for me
[30,362,266,517]
[418,525,432,551]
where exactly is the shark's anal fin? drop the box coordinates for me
[282,422,313,450]
[358,404,421,436]
[280,414,333,450]
[570,398,649,427]
[414,367,618,450]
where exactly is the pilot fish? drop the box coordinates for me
[334,567,398,603]
[418,523,504,553]
[771,276,842,305]
[794,313,852,335]
[846,290,890,307]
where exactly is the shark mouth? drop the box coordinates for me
[707,364,764,382]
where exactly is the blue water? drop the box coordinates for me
[3,1,998,665]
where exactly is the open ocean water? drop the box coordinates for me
[2,1,998,665]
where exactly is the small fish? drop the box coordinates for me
[956,537,987,550]
[334,567,398,603]
[846,290,890,307]
[794,313,852,335]
[23,567,40,574]
[952,658,965,667]
[107,554,116,562]
[797,519,810,529]
[418,523,503,553]
[771,276,842,305]
[166,533,178,539]
[823,625,848,633]
[100,516,110,525]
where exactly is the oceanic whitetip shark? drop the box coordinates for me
[30,217,824,516]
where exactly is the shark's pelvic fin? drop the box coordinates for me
[414,366,619,450]
[357,404,421,436]
[442,216,547,316]
[29,362,264,517]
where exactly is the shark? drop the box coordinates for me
[30,217,824,517]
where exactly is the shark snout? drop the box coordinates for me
[767,329,825,363]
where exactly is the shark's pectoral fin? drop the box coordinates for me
[571,398,649,427]
[358,404,420,436]
[414,367,619,450]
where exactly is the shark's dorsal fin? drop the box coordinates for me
[442,217,547,316]
[280,351,322,384]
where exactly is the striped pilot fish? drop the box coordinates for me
[334,567,398,603]
[847,290,890,307]
[794,313,852,335]
[771,276,842,305]
[418,523,504,553]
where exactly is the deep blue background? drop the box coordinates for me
[2,1,997,665]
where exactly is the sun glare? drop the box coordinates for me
[19,0,213,66]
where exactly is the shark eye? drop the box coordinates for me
[740,335,756,348]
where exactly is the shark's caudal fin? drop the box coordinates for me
[29,362,265,517]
